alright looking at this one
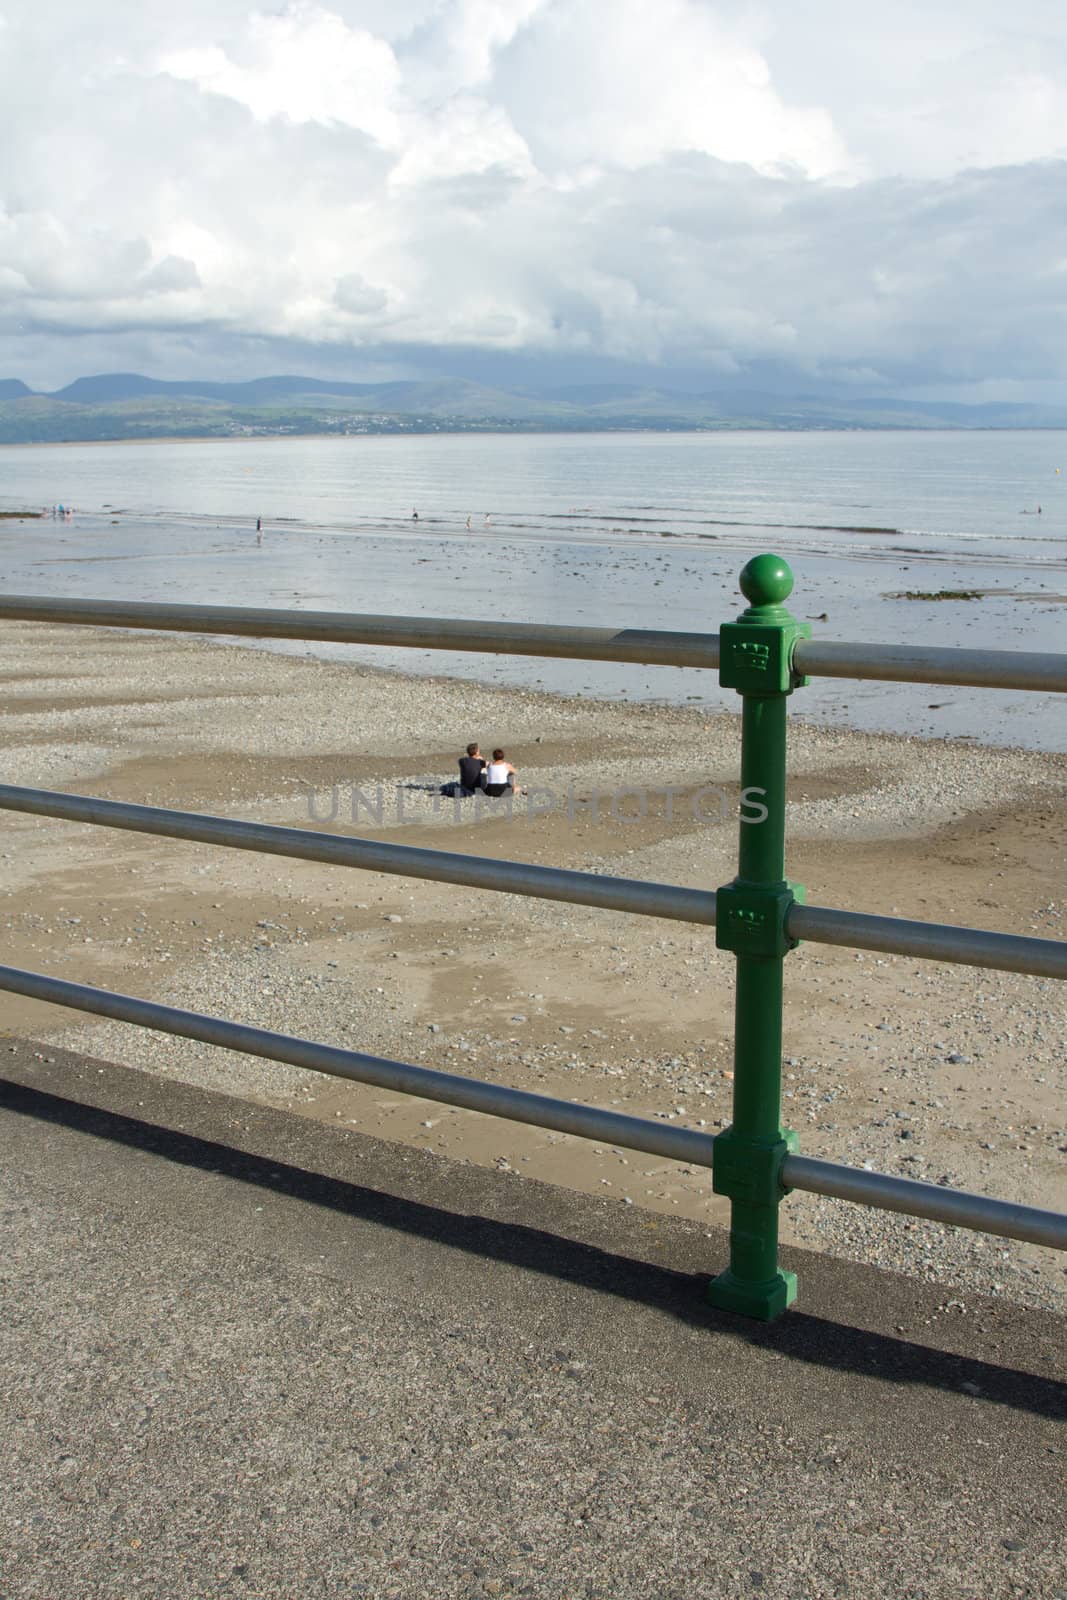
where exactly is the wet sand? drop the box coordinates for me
[0,619,1064,1309]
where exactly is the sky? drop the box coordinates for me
[1,0,1066,397]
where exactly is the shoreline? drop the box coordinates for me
[4,424,1067,455]
[0,621,1064,1311]
[3,477,1063,752]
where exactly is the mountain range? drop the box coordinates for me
[1,372,1066,443]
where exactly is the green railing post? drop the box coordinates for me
[708,554,810,1320]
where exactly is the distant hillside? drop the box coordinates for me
[1,372,1066,443]
[50,373,387,405]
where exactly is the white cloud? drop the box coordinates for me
[389,94,537,186]
[161,7,404,145]
[333,272,389,314]
[491,0,851,180]
[760,2,1067,178]
[412,0,549,91]
[1,0,1067,390]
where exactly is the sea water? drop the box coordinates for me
[1,430,1064,748]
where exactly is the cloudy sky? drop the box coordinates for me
[2,0,1066,396]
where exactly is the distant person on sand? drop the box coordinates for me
[482,748,518,797]
[458,742,487,796]
[466,516,472,530]
[412,509,419,521]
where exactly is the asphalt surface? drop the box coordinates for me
[0,1039,1064,1600]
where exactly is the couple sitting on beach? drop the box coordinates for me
[454,742,521,798]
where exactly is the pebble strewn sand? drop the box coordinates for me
[1,620,1064,1310]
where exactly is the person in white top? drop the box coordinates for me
[482,748,517,797]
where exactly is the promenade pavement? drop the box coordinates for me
[0,1040,1063,1600]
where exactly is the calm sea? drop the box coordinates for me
[1,431,1064,748]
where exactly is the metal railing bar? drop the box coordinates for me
[783,1154,1067,1251]
[2,785,1063,980]
[0,595,720,670]
[1,594,1065,691]
[1,960,1063,1252]
[787,902,1066,980]
[0,785,717,927]
[0,962,716,1169]
[793,638,1067,693]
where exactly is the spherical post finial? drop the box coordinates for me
[739,554,794,609]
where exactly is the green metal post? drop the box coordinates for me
[708,555,810,1320]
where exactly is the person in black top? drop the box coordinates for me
[457,743,487,795]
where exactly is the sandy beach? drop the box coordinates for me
[0,619,1063,1311]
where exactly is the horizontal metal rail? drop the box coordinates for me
[1,785,1063,979]
[0,594,719,669]
[781,1154,1067,1250]
[1,594,1065,691]
[0,963,716,1167]
[0,785,716,927]
[794,637,1067,693]
[1,960,1063,1250]
[787,902,1066,980]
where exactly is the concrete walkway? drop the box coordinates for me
[0,1040,1063,1600]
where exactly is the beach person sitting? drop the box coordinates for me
[482,749,517,798]
[457,742,487,796]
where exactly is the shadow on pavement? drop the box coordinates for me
[3,1074,1063,1423]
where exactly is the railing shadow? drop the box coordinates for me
[3,1074,1063,1423]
